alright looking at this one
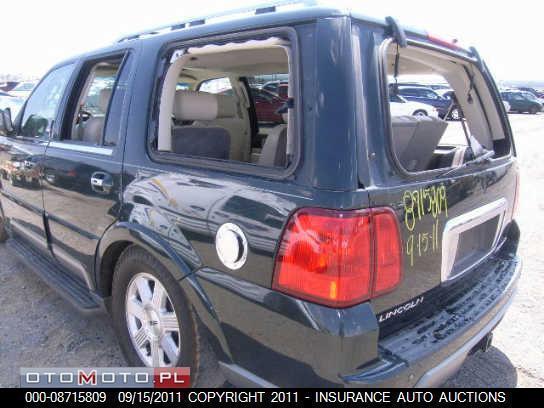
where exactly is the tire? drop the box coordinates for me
[111,245,224,387]
[529,106,538,114]
[413,110,428,117]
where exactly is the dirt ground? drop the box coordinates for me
[0,114,542,388]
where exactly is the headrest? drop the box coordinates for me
[98,88,112,113]
[174,90,236,121]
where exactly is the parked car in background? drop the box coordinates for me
[436,89,462,120]
[0,94,24,117]
[395,85,452,118]
[250,87,287,124]
[389,94,439,117]
[520,91,544,106]
[517,86,544,99]
[8,81,37,99]
[397,82,450,91]
[219,86,287,124]
[501,90,542,114]
[261,80,288,98]
[0,81,19,92]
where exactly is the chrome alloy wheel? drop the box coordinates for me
[125,273,180,367]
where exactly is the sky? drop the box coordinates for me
[1,0,541,81]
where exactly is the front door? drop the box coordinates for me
[0,63,75,251]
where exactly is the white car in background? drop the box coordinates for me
[0,94,24,117]
[9,81,37,99]
[389,94,439,117]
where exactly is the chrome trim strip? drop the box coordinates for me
[415,259,521,387]
[48,141,113,156]
[441,198,507,282]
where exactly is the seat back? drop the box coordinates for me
[258,124,287,167]
[172,91,232,159]
[80,88,111,144]
[391,115,448,171]
[171,127,230,159]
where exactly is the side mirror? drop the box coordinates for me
[0,108,14,136]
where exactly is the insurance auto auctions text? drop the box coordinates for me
[188,391,507,404]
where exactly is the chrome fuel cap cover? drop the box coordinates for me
[215,223,248,270]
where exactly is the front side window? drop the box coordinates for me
[20,64,74,138]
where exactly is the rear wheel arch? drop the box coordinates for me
[96,223,234,367]
[95,222,195,298]
[97,240,132,298]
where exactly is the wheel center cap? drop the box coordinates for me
[144,307,161,336]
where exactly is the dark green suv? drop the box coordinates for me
[501,90,542,114]
[0,3,521,388]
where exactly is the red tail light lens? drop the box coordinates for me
[272,207,402,308]
[372,208,403,295]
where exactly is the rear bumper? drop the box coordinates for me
[197,252,520,388]
[414,288,515,387]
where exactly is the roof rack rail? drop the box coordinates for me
[116,0,318,43]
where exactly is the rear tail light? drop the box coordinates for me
[272,207,402,308]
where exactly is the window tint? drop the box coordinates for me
[399,88,420,96]
[20,64,74,138]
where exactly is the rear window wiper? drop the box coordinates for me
[437,148,495,179]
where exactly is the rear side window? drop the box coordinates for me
[20,64,74,138]
[381,41,510,174]
[151,34,296,171]
[62,55,126,146]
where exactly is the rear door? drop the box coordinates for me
[0,63,75,251]
[42,52,133,287]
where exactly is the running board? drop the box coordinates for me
[7,236,104,314]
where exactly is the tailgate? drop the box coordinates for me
[369,164,517,330]
[357,29,519,329]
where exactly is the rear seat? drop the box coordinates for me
[172,90,233,160]
[391,115,448,171]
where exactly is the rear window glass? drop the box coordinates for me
[382,42,510,174]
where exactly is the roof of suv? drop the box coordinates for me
[51,2,439,69]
